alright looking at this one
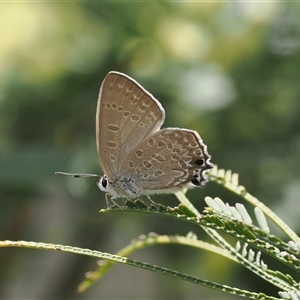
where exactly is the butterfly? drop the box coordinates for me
[56,72,213,202]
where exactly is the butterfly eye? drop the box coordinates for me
[102,178,108,188]
[99,176,109,191]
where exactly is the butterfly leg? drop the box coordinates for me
[105,194,120,208]
[145,194,164,210]
[145,194,156,205]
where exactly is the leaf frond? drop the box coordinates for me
[0,240,280,300]
[78,232,238,292]
[208,166,300,242]
[279,291,300,300]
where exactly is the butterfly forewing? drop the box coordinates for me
[119,128,213,193]
[96,72,165,180]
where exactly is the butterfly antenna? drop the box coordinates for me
[55,172,100,178]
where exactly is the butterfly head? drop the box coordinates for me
[98,175,111,193]
[97,175,121,199]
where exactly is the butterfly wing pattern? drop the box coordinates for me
[96,72,213,199]
[96,72,165,182]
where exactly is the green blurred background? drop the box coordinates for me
[1,2,300,299]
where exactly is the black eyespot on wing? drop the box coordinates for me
[194,159,204,166]
[191,178,201,186]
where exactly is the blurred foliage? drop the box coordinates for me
[1,2,300,299]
